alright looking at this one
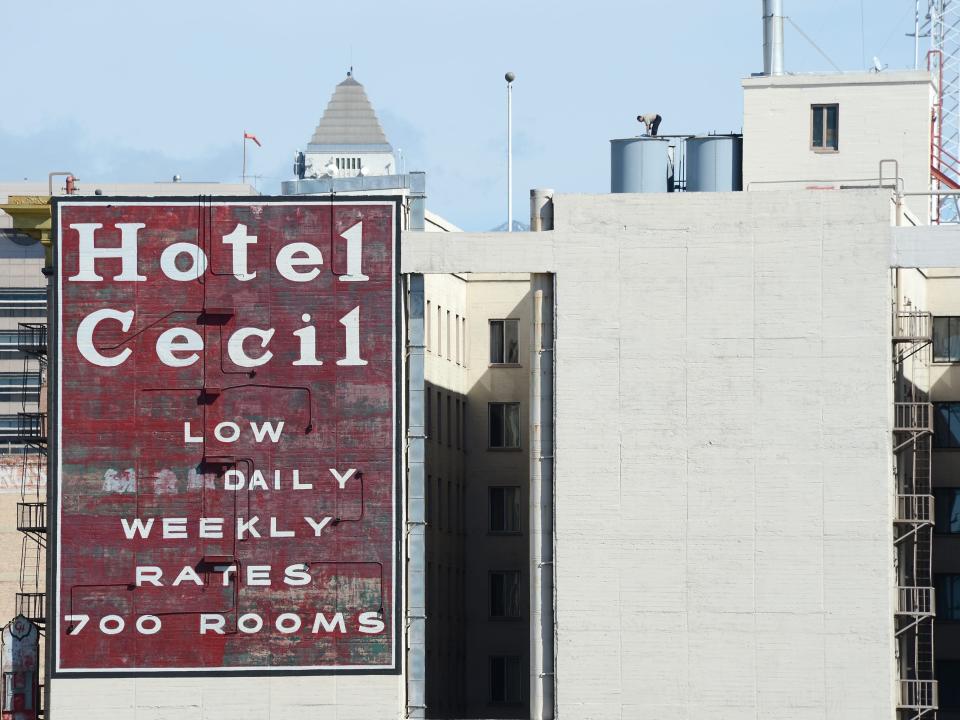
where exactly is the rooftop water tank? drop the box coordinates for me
[685,134,743,192]
[610,137,670,193]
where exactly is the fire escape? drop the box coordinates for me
[15,322,47,632]
[893,310,937,718]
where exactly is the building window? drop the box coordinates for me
[0,331,27,360]
[490,570,521,618]
[489,655,522,704]
[0,289,46,317]
[437,305,442,354]
[446,310,451,360]
[0,372,40,403]
[426,473,432,524]
[436,476,443,530]
[489,487,521,533]
[939,661,960,709]
[488,402,520,449]
[456,314,461,364]
[934,317,960,362]
[446,395,452,447]
[437,391,443,445]
[936,574,960,620]
[935,403,960,448]
[490,319,519,364]
[455,399,461,450]
[425,384,432,439]
[936,488,960,533]
[811,104,839,152]
[462,317,467,367]
[425,300,431,353]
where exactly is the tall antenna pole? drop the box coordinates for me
[916,0,921,69]
[506,72,515,232]
[242,132,247,184]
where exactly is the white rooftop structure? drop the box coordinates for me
[300,72,396,179]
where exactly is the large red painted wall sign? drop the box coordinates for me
[54,198,399,673]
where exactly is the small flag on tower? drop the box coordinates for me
[244,132,262,147]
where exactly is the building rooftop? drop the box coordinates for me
[308,73,390,148]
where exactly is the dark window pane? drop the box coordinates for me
[812,107,824,147]
[935,403,960,448]
[505,656,522,702]
[490,487,506,531]
[826,105,839,149]
[504,404,520,448]
[951,317,960,360]
[490,657,505,702]
[490,573,505,616]
[951,405,960,448]
[505,320,519,363]
[940,660,960,709]
[490,321,504,363]
[508,488,520,531]
[935,489,960,533]
[490,404,504,446]
[935,317,951,360]
[937,575,960,620]
[506,571,520,617]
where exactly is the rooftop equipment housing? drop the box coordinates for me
[686,135,744,192]
[610,137,670,193]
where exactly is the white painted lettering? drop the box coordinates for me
[221,224,258,281]
[227,327,274,368]
[76,309,134,367]
[276,242,323,282]
[156,327,203,367]
[69,223,147,282]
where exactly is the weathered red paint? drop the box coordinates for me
[55,199,397,672]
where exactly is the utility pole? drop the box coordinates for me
[506,71,515,232]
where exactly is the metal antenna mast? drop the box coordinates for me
[926,1,960,221]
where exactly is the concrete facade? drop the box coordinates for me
[743,71,933,219]
[404,189,898,719]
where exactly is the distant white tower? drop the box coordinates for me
[298,71,397,180]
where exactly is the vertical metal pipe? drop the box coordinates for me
[529,271,555,719]
[406,273,427,719]
[762,0,784,75]
[409,172,426,232]
[530,189,555,232]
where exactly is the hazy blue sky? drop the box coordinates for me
[0,0,925,229]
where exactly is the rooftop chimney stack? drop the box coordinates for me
[762,0,784,75]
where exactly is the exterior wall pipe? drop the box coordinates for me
[530,189,555,231]
[530,271,555,719]
[409,172,426,231]
[406,273,426,719]
[763,0,784,76]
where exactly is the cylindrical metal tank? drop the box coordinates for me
[610,138,670,193]
[685,134,743,192]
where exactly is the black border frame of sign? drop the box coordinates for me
[47,194,405,678]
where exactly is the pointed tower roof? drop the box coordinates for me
[308,73,391,148]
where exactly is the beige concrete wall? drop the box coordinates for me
[50,676,402,719]
[404,189,897,719]
[743,71,932,220]
[422,273,469,717]
[461,275,531,718]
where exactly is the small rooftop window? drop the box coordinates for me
[811,104,839,152]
